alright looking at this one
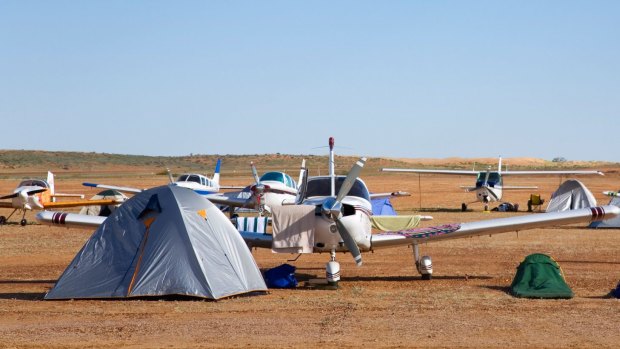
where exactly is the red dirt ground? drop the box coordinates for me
[0,164,619,348]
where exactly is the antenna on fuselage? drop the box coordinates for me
[329,137,335,197]
[498,156,503,173]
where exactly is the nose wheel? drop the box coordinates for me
[413,244,433,280]
[326,250,340,286]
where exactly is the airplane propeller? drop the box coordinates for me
[482,168,491,188]
[321,157,367,267]
[0,188,47,200]
[249,162,270,213]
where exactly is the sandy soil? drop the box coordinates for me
[0,166,619,348]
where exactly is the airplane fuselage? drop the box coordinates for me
[173,174,220,195]
[11,185,48,210]
[301,176,373,253]
[471,171,504,204]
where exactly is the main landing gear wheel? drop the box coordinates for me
[0,216,6,225]
[421,274,432,281]
[461,203,467,212]
[20,219,27,226]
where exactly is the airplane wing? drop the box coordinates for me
[219,185,247,190]
[370,191,411,199]
[501,185,539,190]
[51,193,85,199]
[231,206,620,252]
[204,193,255,209]
[500,170,604,176]
[382,168,479,175]
[82,182,143,194]
[36,211,106,228]
[371,205,619,249]
[42,199,121,209]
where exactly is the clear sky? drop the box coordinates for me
[1,1,618,161]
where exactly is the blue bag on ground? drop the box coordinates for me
[265,264,298,288]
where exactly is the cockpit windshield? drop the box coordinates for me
[17,179,48,188]
[260,172,297,188]
[260,172,284,183]
[177,174,202,184]
[304,177,370,201]
[475,172,501,187]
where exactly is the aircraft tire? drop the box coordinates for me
[461,203,467,212]
[20,219,27,226]
[0,216,6,225]
[421,274,432,281]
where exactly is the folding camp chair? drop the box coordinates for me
[527,194,545,212]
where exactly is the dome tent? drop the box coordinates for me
[510,253,574,299]
[46,185,267,300]
[79,189,128,216]
[545,179,596,212]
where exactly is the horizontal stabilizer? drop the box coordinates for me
[83,182,143,194]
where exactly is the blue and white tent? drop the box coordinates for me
[371,197,397,216]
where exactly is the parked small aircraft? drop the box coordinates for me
[36,141,620,283]
[382,158,604,211]
[83,158,240,196]
[206,161,304,216]
[0,172,119,226]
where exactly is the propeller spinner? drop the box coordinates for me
[321,157,367,266]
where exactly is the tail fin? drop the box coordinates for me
[212,158,222,186]
[47,171,56,202]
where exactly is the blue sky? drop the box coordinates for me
[1,1,618,161]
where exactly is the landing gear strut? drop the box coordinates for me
[413,243,433,280]
[20,210,27,226]
[0,209,18,225]
[326,250,340,286]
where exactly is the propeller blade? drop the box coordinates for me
[27,188,47,196]
[0,188,46,200]
[335,219,362,267]
[0,192,19,200]
[335,157,366,203]
[482,168,491,187]
[250,162,260,184]
[166,168,174,184]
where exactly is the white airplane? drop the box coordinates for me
[36,141,620,284]
[208,146,409,216]
[382,157,604,211]
[83,158,237,196]
[0,171,118,226]
[206,161,304,216]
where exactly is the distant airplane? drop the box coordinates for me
[83,158,241,196]
[37,140,620,283]
[205,161,305,216]
[382,157,604,211]
[0,171,119,226]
